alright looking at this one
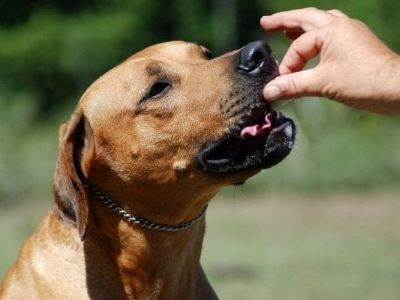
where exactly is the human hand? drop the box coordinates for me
[261,8,400,114]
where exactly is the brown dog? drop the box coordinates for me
[0,41,295,299]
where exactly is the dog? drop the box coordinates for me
[0,40,295,299]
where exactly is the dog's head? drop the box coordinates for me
[53,41,295,238]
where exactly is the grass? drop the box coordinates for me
[1,191,400,299]
[202,191,400,300]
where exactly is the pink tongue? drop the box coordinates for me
[240,113,273,139]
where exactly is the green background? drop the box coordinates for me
[1,1,399,299]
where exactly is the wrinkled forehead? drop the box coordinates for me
[79,41,208,124]
[131,41,207,62]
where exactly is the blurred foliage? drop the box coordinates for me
[1,0,400,204]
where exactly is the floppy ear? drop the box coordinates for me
[53,110,95,240]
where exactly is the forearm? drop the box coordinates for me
[377,54,400,114]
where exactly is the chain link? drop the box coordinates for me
[87,185,207,232]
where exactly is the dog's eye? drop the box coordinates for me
[145,81,171,99]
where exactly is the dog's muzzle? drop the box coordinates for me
[198,41,296,175]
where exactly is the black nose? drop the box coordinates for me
[237,41,272,75]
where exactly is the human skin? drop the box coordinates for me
[261,7,400,115]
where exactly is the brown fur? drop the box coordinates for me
[0,41,261,299]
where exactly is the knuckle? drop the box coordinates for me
[274,11,283,19]
[307,7,319,13]
[351,18,368,28]
[303,7,320,16]
[333,17,354,29]
[291,37,303,50]
[313,68,328,96]
[328,9,342,15]
[287,76,300,98]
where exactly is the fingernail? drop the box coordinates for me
[263,85,281,101]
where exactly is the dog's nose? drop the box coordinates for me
[237,41,272,75]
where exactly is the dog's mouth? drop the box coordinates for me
[197,40,295,175]
[198,105,296,174]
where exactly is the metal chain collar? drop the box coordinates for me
[88,185,208,232]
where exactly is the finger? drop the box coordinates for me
[279,30,321,75]
[260,7,336,33]
[263,69,319,101]
[328,9,347,18]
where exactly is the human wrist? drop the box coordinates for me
[365,52,400,114]
[379,53,400,112]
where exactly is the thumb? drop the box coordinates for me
[263,69,318,101]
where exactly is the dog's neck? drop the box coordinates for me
[82,192,215,299]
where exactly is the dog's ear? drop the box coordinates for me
[53,110,95,240]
